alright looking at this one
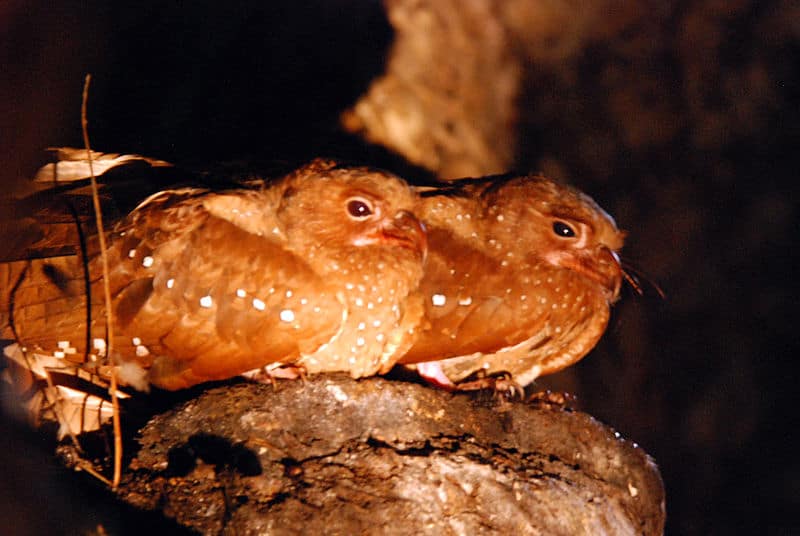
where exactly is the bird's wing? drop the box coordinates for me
[7,188,345,391]
[106,189,346,389]
[402,227,548,363]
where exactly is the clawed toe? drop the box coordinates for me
[455,371,524,399]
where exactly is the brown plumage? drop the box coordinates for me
[5,159,427,391]
[400,174,624,389]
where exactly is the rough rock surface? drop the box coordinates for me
[342,0,520,179]
[119,376,664,535]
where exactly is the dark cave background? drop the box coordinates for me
[1,1,796,534]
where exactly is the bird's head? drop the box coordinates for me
[482,175,625,301]
[277,160,427,262]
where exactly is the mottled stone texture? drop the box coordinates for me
[119,377,664,535]
[342,0,520,179]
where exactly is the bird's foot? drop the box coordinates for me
[456,371,524,400]
[411,363,523,400]
[525,389,577,410]
[241,363,308,388]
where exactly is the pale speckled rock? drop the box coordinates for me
[120,376,665,535]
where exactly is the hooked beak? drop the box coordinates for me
[558,247,623,301]
[379,210,428,260]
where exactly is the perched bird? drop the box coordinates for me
[400,174,624,389]
[4,159,427,391]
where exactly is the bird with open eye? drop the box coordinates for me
[399,174,625,391]
[5,159,428,391]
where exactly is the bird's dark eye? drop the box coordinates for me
[346,198,374,219]
[552,221,576,238]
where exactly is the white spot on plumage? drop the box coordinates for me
[358,322,366,331]
[142,256,154,268]
[236,288,246,298]
[166,278,175,289]
[135,345,150,357]
[285,290,293,298]
[57,341,69,349]
[356,337,365,347]
[354,298,364,307]
[458,296,472,306]
[128,249,136,258]
[432,294,446,307]
[280,309,295,322]
[372,319,382,328]
[200,295,213,308]
[253,298,266,311]
[131,337,141,346]
[376,333,385,342]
